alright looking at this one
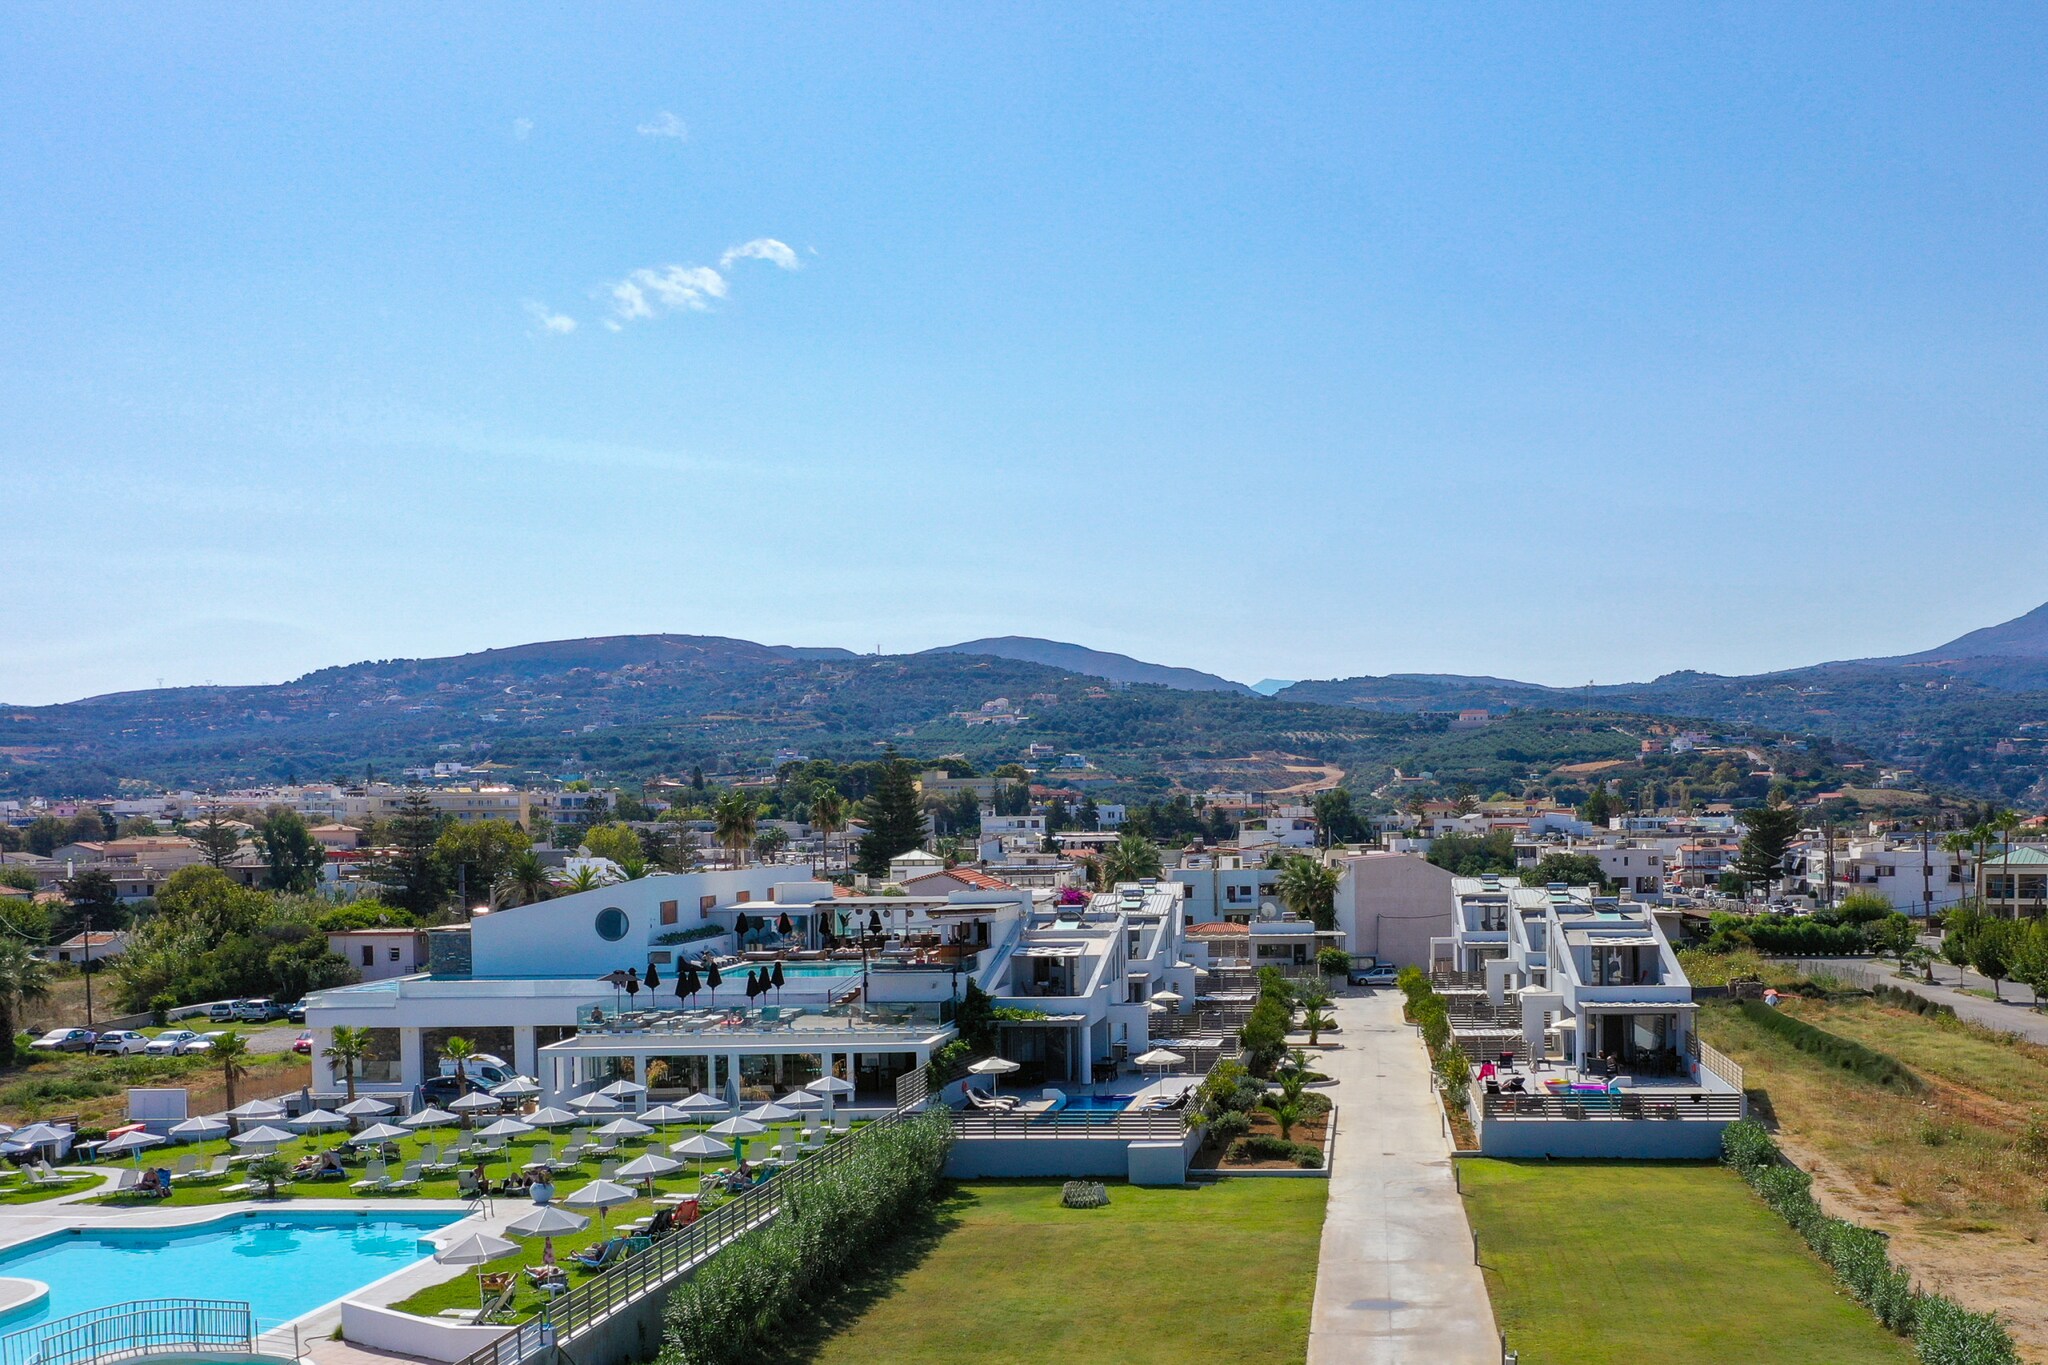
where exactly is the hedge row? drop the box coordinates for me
[1735,1000,1922,1093]
[1722,1120,2017,1364]
[658,1108,955,1365]
[1874,982,1958,1023]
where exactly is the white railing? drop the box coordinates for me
[1,1300,252,1365]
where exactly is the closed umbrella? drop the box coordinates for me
[525,1106,580,1129]
[770,960,786,999]
[169,1117,229,1143]
[562,1178,636,1229]
[288,1109,349,1134]
[704,961,722,991]
[231,1125,296,1150]
[504,1203,588,1266]
[644,961,661,990]
[99,1130,165,1167]
[434,1231,519,1311]
[403,1107,459,1130]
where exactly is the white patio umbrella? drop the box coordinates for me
[478,1118,536,1141]
[778,1089,824,1111]
[670,1132,731,1180]
[562,1178,636,1228]
[349,1122,412,1146]
[288,1109,349,1134]
[169,1117,229,1142]
[640,1104,693,1131]
[967,1056,1020,1096]
[568,1091,621,1113]
[504,1203,588,1265]
[1133,1048,1186,1079]
[677,1089,731,1111]
[705,1115,763,1159]
[1146,1001,1168,1014]
[597,1078,647,1102]
[744,1102,797,1124]
[99,1130,165,1167]
[805,1076,854,1095]
[403,1107,459,1129]
[230,1124,296,1150]
[491,1076,542,1100]
[225,1100,283,1125]
[434,1231,520,1311]
[525,1106,579,1129]
[595,1118,652,1141]
[449,1092,503,1113]
[1151,990,1182,1007]
[613,1152,680,1193]
[335,1097,394,1117]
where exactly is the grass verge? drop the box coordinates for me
[1461,1159,1915,1364]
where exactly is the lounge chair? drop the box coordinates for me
[527,1143,552,1168]
[351,1160,390,1193]
[438,1274,516,1324]
[104,1169,143,1197]
[597,1160,619,1180]
[570,1237,627,1271]
[420,1143,456,1175]
[524,1264,569,1296]
[171,1154,199,1178]
[965,1090,1019,1114]
[457,1170,484,1199]
[184,1156,232,1183]
[386,1162,423,1192]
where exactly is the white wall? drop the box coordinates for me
[471,866,803,977]
[1335,853,1455,967]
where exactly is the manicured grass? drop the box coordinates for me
[1460,1159,1914,1365]
[788,1179,1326,1365]
[0,1172,102,1203]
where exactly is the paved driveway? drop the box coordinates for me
[1307,989,1498,1364]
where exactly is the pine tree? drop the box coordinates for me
[1734,798,1802,897]
[193,804,241,868]
[855,751,926,876]
[370,792,452,916]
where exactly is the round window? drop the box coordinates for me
[594,907,629,942]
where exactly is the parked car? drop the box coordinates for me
[144,1029,202,1055]
[182,1031,227,1054]
[205,1001,239,1022]
[285,1002,306,1024]
[1350,963,1399,988]
[232,999,283,1022]
[292,1032,313,1055]
[30,1028,96,1053]
[92,1030,150,1056]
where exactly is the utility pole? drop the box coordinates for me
[1823,820,1836,911]
[1921,826,1933,921]
[81,903,93,1029]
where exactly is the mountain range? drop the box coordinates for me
[4,601,2046,804]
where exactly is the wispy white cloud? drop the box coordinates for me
[720,238,800,271]
[636,111,688,140]
[605,264,728,325]
[523,301,576,335]
[512,117,534,141]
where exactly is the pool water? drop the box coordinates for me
[1055,1094,1135,1114]
[0,1210,461,1340]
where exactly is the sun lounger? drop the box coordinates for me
[386,1162,423,1192]
[104,1169,142,1197]
[170,1154,199,1177]
[597,1159,620,1179]
[438,1275,516,1324]
[965,1090,1019,1114]
[182,1155,232,1183]
[420,1143,456,1174]
[351,1160,391,1193]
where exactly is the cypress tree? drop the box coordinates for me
[856,750,926,876]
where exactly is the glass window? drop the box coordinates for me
[595,907,629,941]
[660,899,678,925]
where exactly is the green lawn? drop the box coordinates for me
[0,1171,102,1204]
[1460,1160,1915,1365]
[784,1180,1326,1365]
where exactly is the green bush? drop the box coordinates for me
[1317,947,1351,976]
[1735,1001,1921,1092]
[1721,1120,2017,1361]
[149,994,176,1028]
[1228,1134,1322,1166]
[659,1109,954,1365]
[1874,983,1956,1022]
[1204,1111,1251,1144]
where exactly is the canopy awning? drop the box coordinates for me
[1577,1000,1700,1013]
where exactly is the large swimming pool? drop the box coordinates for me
[0,1210,462,1342]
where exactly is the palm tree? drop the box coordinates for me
[1100,831,1163,885]
[809,790,847,873]
[1295,984,1335,1044]
[442,1035,476,1096]
[1992,810,2026,910]
[495,851,552,907]
[1276,855,1341,931]
[0,941,50,1067]
[214,1031,251,1113]
[322,1025,371,1103]
[713,791,759,868]
[559,866,606,895]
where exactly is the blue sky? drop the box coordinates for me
[6,5,2048,704]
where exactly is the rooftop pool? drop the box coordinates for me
[0,1210,462,1342]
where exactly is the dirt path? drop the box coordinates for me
[1778,1131,2048,1363]
[1271,763,1346,796]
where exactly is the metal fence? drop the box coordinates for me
[1685,1034,1746,1091]
[449,1102,925,1365]
[1479,1092,1745,1123]
[0,1300,252,1365]
[948,1109,1189,1141]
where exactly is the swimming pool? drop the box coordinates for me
[1054,1094,1136,1115]
[0,1210,462,1342]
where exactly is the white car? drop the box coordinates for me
[92,1030,150,1056]
[182,1032,226,1054]
[144,1029,202,1056]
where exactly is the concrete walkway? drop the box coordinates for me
[1307,989,1497,1365]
